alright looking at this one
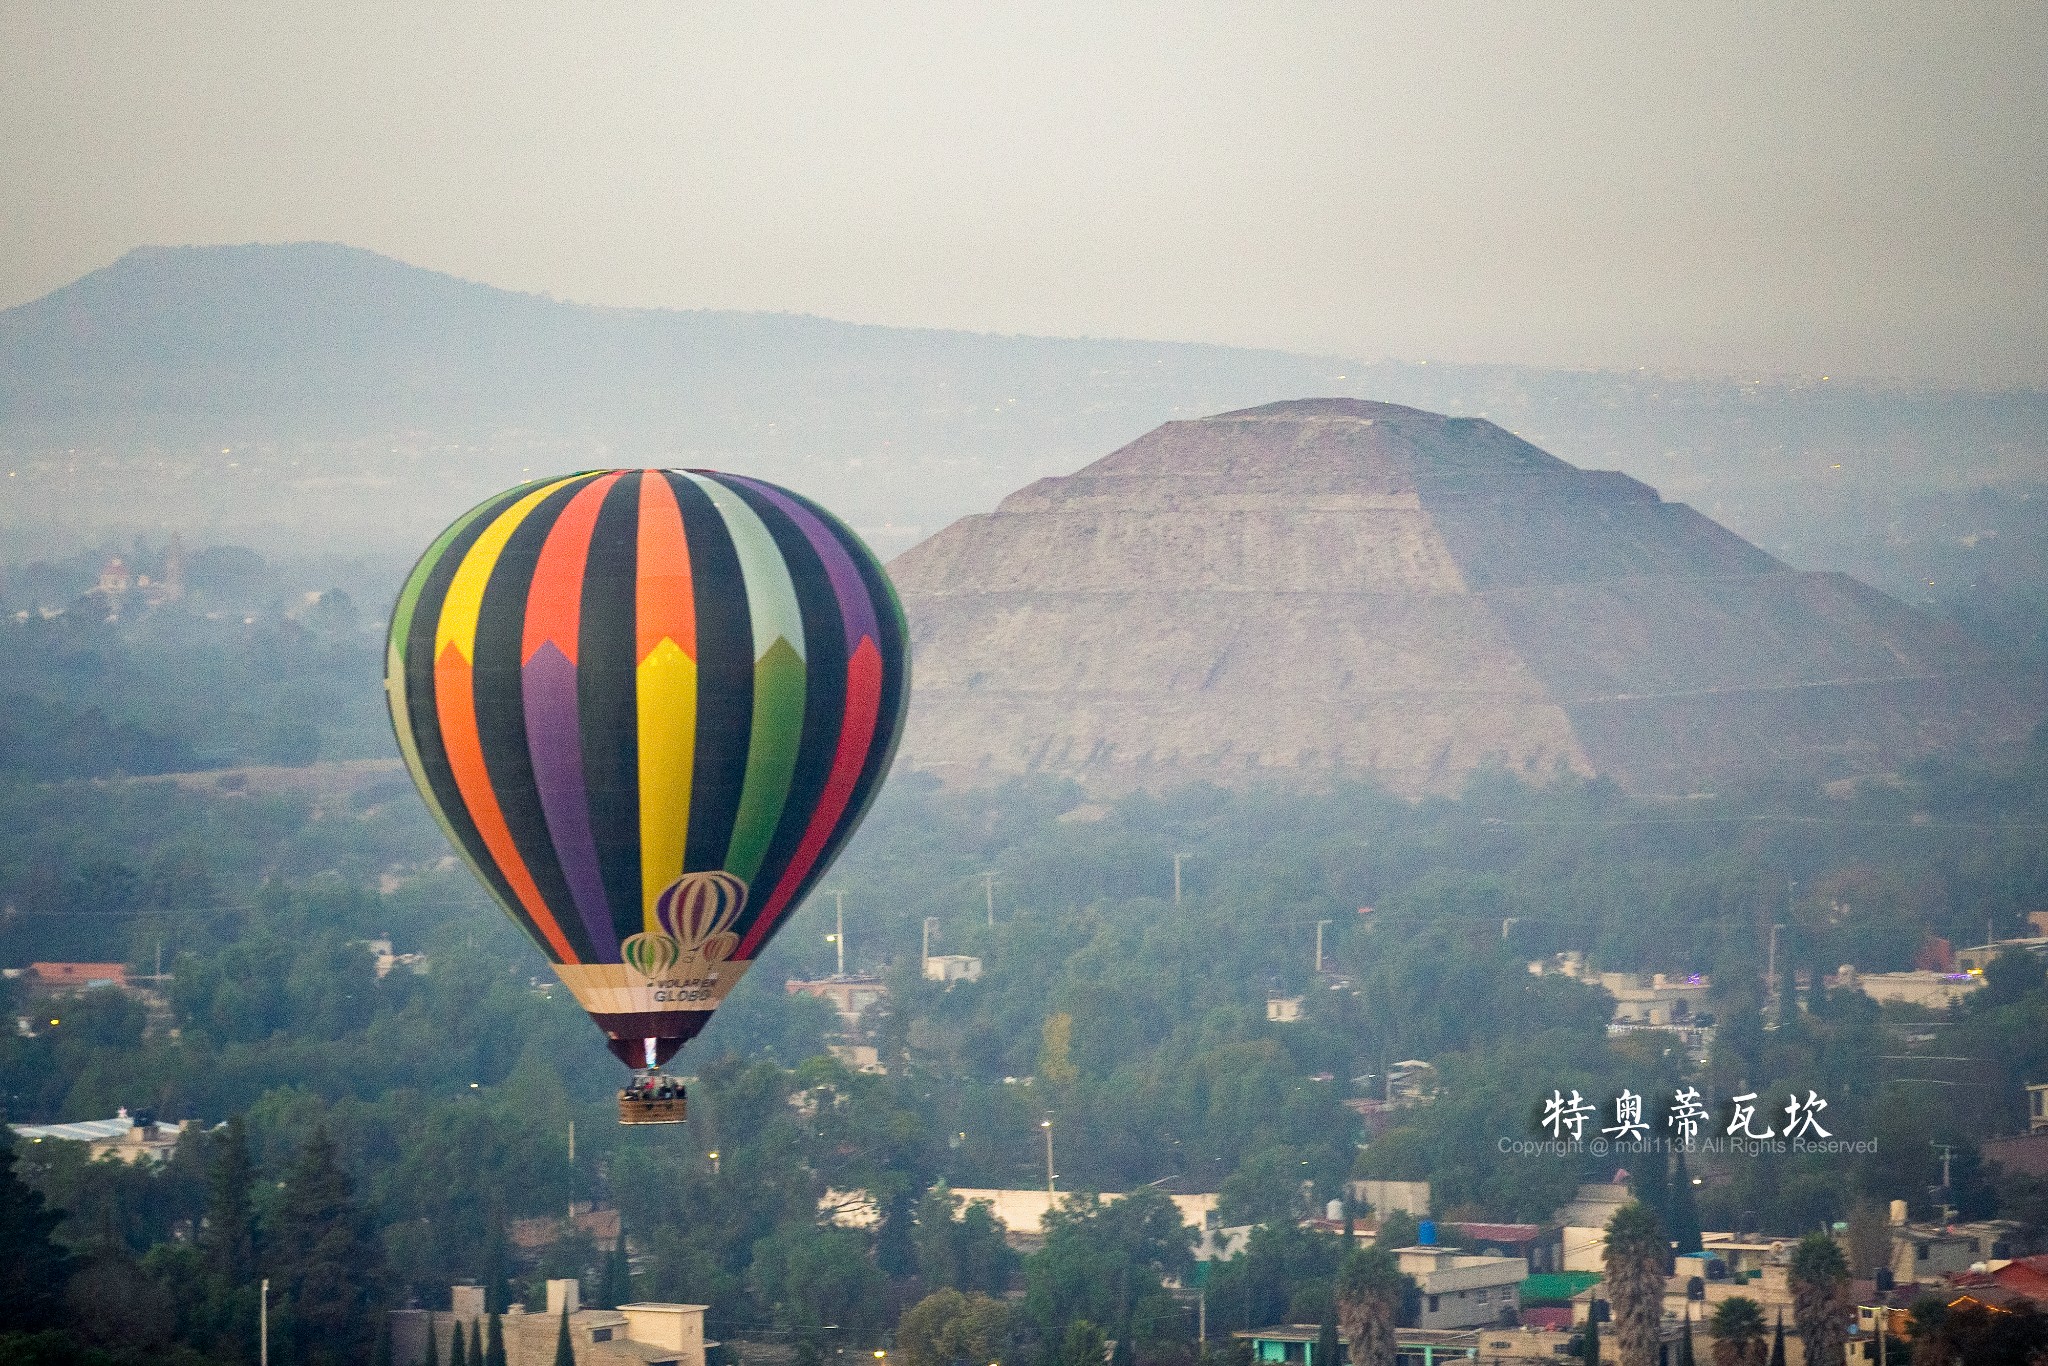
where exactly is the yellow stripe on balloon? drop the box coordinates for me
[637,638,699,929]
[434,478,581,662]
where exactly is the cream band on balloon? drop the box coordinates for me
[552,871,753,1018]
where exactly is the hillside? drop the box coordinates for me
[891,399,2042,794]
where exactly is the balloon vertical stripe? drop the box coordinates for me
[684,473,807,885]
[386,468,910,1068]
[634,473,700,929]
[522,473,622,959]
[432,479,584,963]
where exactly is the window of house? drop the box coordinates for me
[591,1328,613,1342]
[1476,1288,1489,1302]
[1428,1295,1439,1313]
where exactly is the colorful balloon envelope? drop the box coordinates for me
[386,470,909,1069]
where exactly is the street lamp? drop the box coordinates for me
[708,1150,720,1175]
[1041,1119,1055,1195]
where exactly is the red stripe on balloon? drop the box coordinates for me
[636,471,695,663]
[521,473,619,665]
[736,634,884,958]
[434,642,580,962]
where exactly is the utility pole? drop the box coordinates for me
[825,890,846,976]
[1932,1141,1956,1220]
[981,872,996,926]
[922,917,938,974]
[1767,922,1786,1022]
[1314,920,1331,974]
[1041,1118,1055,1195]
[1173,854,1187,906]
[260,1278,269,1366]
[568,1120,576,1220]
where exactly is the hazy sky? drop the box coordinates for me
[4,3,2045,385]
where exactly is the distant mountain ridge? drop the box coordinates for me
[3,243,2046,613]
[891,399,2041,795]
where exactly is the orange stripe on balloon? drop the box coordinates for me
[434,640,579,963]
[737,635,884,958]
[636,471,696,663]
[522,473,620,665]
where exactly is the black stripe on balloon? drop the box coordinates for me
[579,472,645,950]
[710,476,849,946]
[400,485,545,946]
[778,487,912,909]
[666,471,754,873]
[472,477,599,964]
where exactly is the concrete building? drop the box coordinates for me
[938,1188,1219,1250]
[922,954,982,986]
[1393,1243,1527,1330]
[1265,996,1304,1022]
[784,974,886,1032]
[1955,937,2048,974]
[1442,1223,1564,1274]
[1590,971,1712,1027]
[1833,967,1982,1009]
[391,1282,712,1366]
[9,1109,193,1165]
[1555,1183,1633,1272]
[1350,1178,1430,1218]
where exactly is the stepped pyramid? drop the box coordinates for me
[887,398,2033,795]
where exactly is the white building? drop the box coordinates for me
[923,954,982,985]
[1394,1244,1526,1329]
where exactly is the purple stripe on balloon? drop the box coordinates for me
[722,475,878,650]
[522,642,619,959]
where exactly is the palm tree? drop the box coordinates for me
[1707,1297,1766,1366]
[1788,1233,1850,1366]
[1335,1245,1406,1366]
[1603,1202,1668,1366]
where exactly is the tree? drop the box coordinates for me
[1372,1211,1418,1251]
[469,1319,485,1366]
[1906,1297,2048,1364]
[1602,1202,1666,1366]
[898,1288,1013,1366]
[486,1311,508,1366]
[271,1126,386,1366]
[1025,1190,1195,1349]
[0,1137,80,1331]
[1316,1297,1339,1366]
[423,1314,441,1366]
[1060,1318,1105,1366]
[450,1319,467,1366]
[202,1116,256,1284]
[482,1201,510,1314]
[1580,1311,1599,1365]
[914,1187,1018,1297]
[1334,1245,1404,1366]
[376,1311,395,1366]
[1766,1313,1784,1366]
[595,1228,630,1309]
[553,1304,575,1366]
[1708,1297,1764,1366]
[1677,1310,1694,1366]
[1668,1150,1703,1256]
[1787,1233,1848,1366]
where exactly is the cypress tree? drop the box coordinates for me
[595,1227,631,1309]
[1580,1310,1599,1365]
[554,1303,576,1366]
[1768,1312,1786,1366]
[202,1115,257,1283]
[273,1126,386,1366]
[1677,1310,1693,1366]
[483,1201,510,1314]
[451,1319,467,1366]
[486,1310,508,1366]
[1316,1297,1339,1366]
[423,1314,441,1366]
[1668,1150,1703,1256]
[0,1136,79,1331]
[469,1319,485,1366]
[375,1313,395,1366]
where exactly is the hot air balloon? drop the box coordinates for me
[385,470,909,1122]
